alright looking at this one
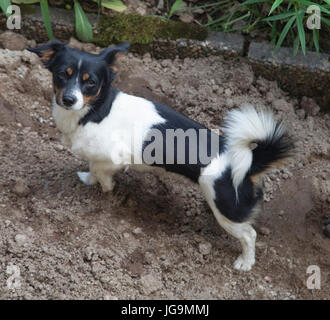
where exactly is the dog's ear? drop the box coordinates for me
[27,40,65,69]
[98,42,130,66]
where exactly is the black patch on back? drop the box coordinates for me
[213,167,263,223]
[142,101,226,182]
[79,87,119,126]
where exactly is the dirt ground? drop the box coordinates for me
[0,38,329,300]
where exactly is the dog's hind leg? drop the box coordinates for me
[199,165,257,271]
[211,206,256,271]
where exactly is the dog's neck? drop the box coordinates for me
[51,94,90,135]
[78,86,119,126]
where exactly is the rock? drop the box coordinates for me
[12,179,30,197]
[256,241,267,249]
[296,108,306,120]
[179,13,194,24]
[272,99,292,112]
[0,31,28,51]
[15,234,28,246]
[198,242,212,255]
[323,224,330,238]
[300,96,320,116]
[224,88,232,96]
[266,92,274,104]
[139,274,163,295]
[68,37,84,51]
[54,144,64,152]
[132,227,143,235]
[259,226,271,236]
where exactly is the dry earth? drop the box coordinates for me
[0,36,329,300]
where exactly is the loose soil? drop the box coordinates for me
[0,42,329,299]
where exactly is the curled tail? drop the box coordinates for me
[223,104,293,196]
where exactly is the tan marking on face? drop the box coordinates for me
[53,81,63,104]
[66,67,73,76]
[83,87,101,105]
[41,50,55,62]
[82,73,90,81]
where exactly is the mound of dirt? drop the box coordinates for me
[0,40,329,299]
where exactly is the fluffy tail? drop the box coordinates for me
[223,104,293,196]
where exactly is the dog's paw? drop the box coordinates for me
[77,172,97,185]
[100,181,115,193]
[233,255,255,272]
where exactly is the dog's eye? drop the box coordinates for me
[57,71,67,79]
[86,79,96,87]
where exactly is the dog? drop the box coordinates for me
[28,40,292,271]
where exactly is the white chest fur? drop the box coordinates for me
[52,92,165,166]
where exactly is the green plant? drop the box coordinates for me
[0,0,127,42]
[0,0,12,17]
[165,0,184,20]
[179,0,329,55]
[73,0,93,42]
[92,0,127,12]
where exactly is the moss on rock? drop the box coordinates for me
[93,13,208,47]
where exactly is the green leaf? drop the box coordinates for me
[74,0,93,42]
[0,0,11,17]
[312,29,319,53]
[241,0,267,5]
[40,0,54,40]
[293,35,300,56]
[275,15,296,53]
[296,8,306,55]
[321,16,330,26]
[268,0,284,16]
[263,11,295,22]
[169,1,184,19]
[223,12,250,28]
[12,0,39,3]
[299,1,330,14]
[92,0,127,12]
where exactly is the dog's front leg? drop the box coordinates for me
[90,161,123,193]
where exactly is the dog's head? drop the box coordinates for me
[28,40,130,111]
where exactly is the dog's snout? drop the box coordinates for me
[62,95,77,107]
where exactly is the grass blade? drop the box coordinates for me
[321,16,330,26]
[241,0,267,5]
[275,15,295,53]
[299,1,330,14]
[268,0,284,16]
[223,12,250,28]
[293,35,300,56]
[296,8,306,55]
[263,11,295,22]
[74,0,93,42]
[312,29,319,53]
[169,1,184,19]
[40,0,54,40]
[92,0,127,12]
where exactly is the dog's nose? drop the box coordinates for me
[62,95,77,107]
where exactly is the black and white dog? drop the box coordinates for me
[28,40,292,271]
